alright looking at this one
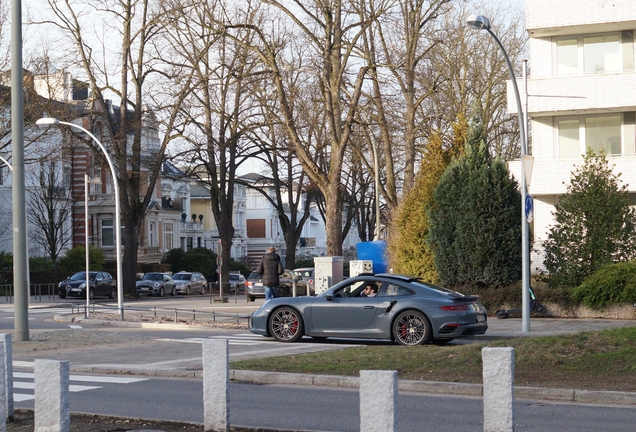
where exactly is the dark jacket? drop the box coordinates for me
[256,253,284,286]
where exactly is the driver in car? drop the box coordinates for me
[361,283,378,297]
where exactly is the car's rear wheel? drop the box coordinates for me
[158,287,164,297]
[108,288,115,299]
[248,296,255,302]
[269,307,304,342]
[393,310,432,346]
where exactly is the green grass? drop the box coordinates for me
[231,327,636,391]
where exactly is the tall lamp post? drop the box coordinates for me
[466,15,531,332]
[36,118,124,316]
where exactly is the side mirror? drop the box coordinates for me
[326,295,333,301]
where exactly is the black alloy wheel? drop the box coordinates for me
[108,288,115,299]
[89,288,95,300]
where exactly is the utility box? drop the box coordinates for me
[314,256,344,294]
[349,260,373,277]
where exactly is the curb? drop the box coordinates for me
[53,316,247,331]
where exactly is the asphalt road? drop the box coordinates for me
[11,373,636,431]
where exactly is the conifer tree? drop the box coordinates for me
[543,150,636,288]
[388,117,467,282]
[427,121,522,288]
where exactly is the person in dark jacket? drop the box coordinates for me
[256,246,284,300]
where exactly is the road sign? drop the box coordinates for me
[525,194,534,223]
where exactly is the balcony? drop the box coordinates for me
[180,221,203,232]
[527,0,636,37]
[507,71,636,116]
[509,155,636,196]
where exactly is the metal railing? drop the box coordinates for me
[80,302,250,325]
[1,283,59,303]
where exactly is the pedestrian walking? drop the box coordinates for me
[256,246,284,300]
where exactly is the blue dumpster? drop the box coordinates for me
[356,240,388,274]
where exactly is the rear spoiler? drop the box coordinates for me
[454,295,481,303]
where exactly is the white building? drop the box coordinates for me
[508,0,636,273]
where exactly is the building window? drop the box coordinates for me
[164,222,173,250]
[101,219,114,246]
[557,114,622,157]
[149,222,156,247]
[556,33,622,76]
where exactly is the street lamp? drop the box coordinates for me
[36,118,124,316]
[467,15,531,332]
[85,174,101,318]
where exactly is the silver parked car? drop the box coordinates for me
[249,273,488,345]
[136,272,175,297]
[172,271,207,295]
[245,270,310,301]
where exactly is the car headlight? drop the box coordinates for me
[78,283,86,289]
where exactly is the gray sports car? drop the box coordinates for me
[249,273,488,346]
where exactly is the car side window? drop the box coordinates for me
[96,273,103,281]
[379,284,413,297]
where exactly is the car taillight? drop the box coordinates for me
[440,305,470,312]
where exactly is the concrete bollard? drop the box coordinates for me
[360,370,397,432]
[34,359,70,432]
[0,334,12,422]
[0,339,5,432]
[482,347,514,432]
[202,339,229,432]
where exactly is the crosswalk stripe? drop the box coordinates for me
[14,382,101,392]
[11,369,149,403]
[13,372,147,384]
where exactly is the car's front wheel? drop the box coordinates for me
[89,288,95,300]
[392,310,432,346]
[170,287,175,296]
[269,307,304,342]
[158,287,164,297]
[186,286,191,295]
[108,288,115,299]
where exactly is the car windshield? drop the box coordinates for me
[229,275,240,281]
[142,273,163,281]
[70,272,95,281]
[172,274,191,281]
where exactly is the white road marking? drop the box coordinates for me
[68,325,83,329]
[13,372,146,384]
[11,369,148,403]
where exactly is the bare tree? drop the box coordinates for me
[36,0,195,294]
[160,0,264,285]
[225,0,380,256]
[26,159,74,262]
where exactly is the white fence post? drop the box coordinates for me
[0,334,11,422]
[35,359,70,432]
[360,370,397,432]
[482,347,514,432]
[0,339,5,432]
[203,339,229,432]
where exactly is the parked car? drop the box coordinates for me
[249,273,488,345]
[172,271,207,295]
[293,267,315,295]
[58,271,116,300]
[228,273,246,294]
[245,269,309,302]
[136,272,175,297]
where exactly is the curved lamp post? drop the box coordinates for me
[36,118,124,316]
[0,155,12,172]
[466,15,531,332]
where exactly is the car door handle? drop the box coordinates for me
[362,305,375,309]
